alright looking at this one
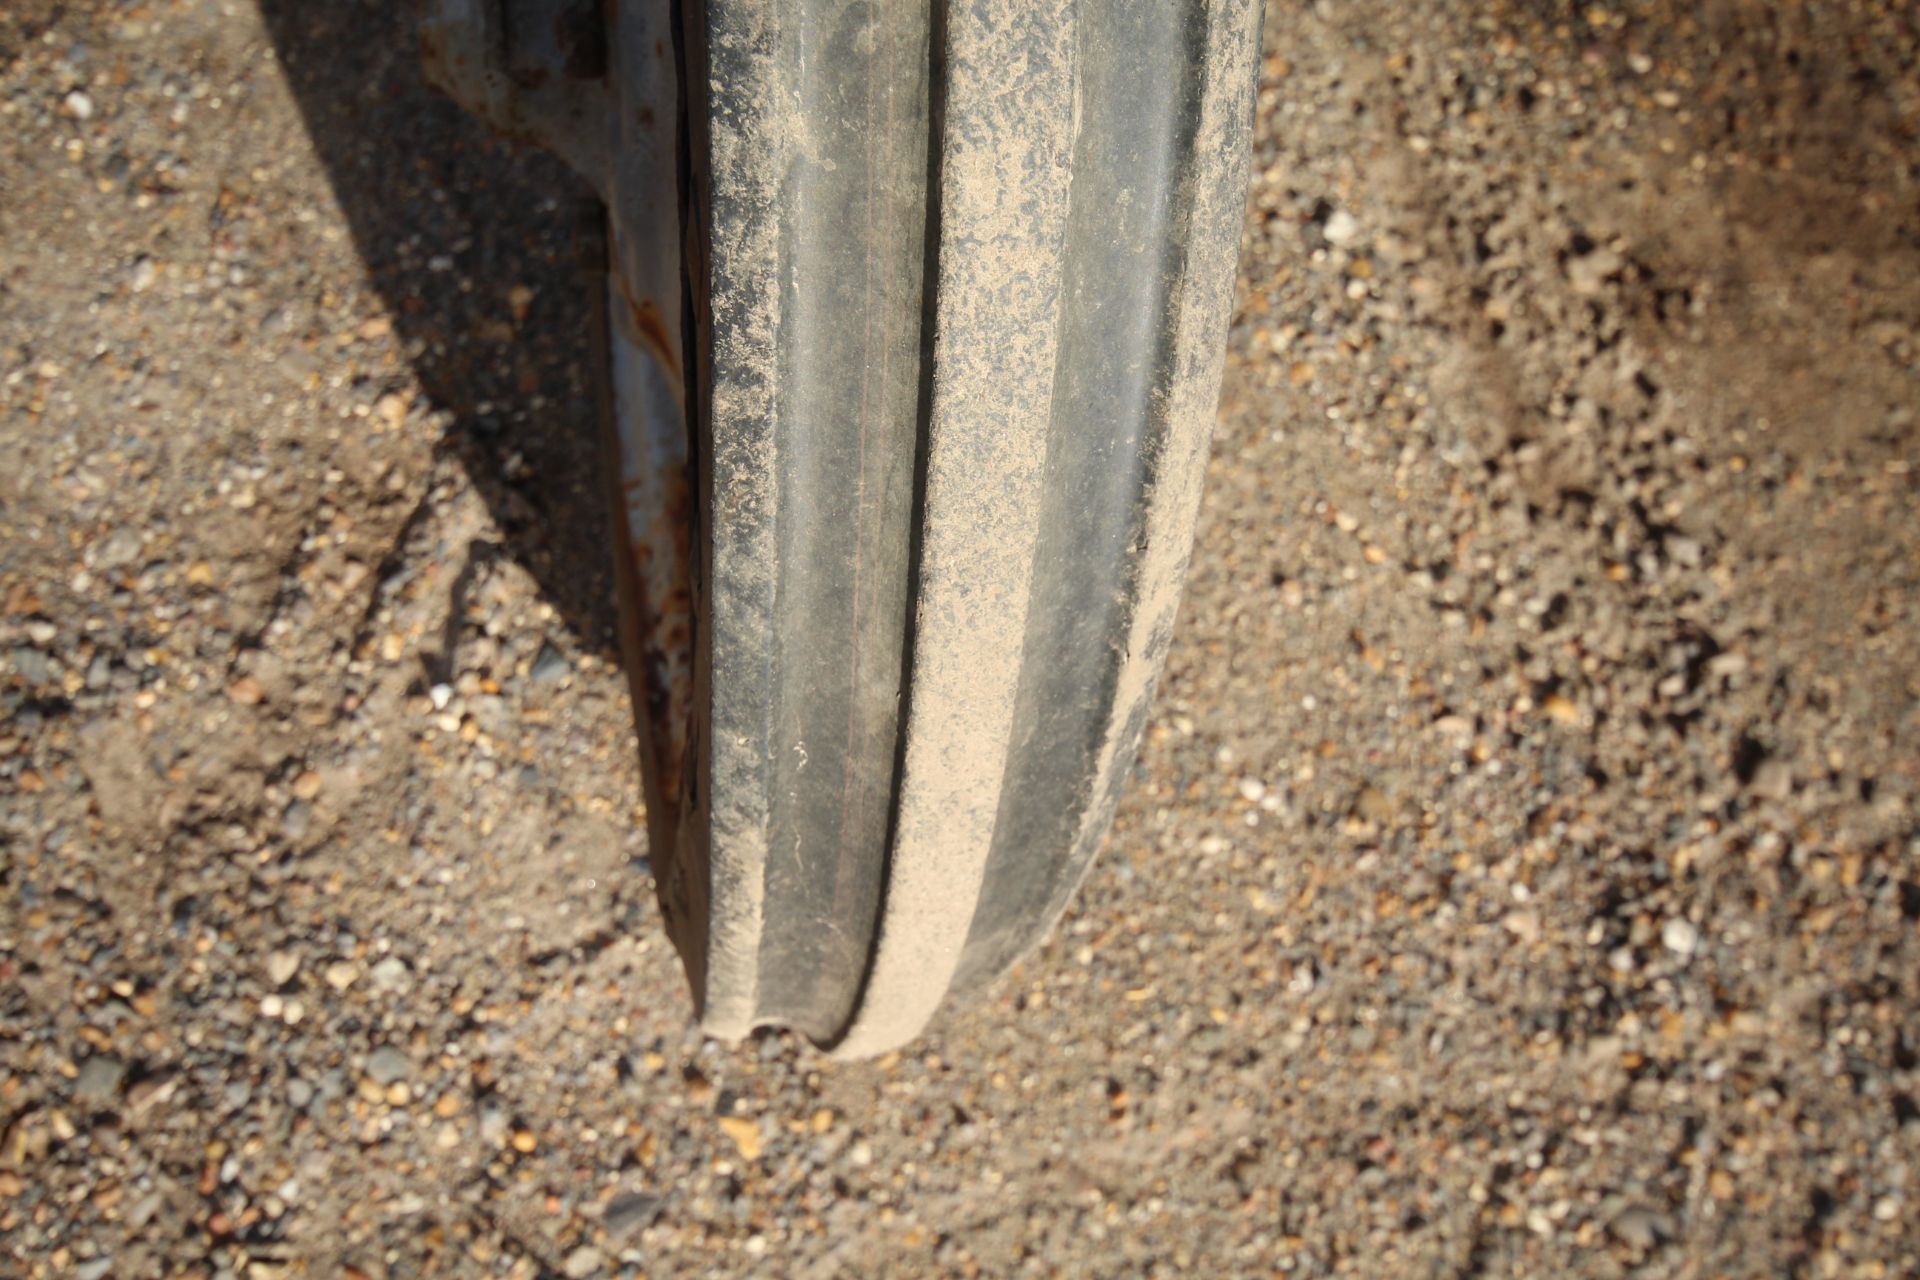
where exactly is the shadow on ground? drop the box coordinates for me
[254,0,618,655]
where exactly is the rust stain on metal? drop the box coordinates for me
[624,467,693,804]
[631,297,675,366]
[613,270,682,387]
[607,260,693,815]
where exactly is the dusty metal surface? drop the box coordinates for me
[422,0,693,830]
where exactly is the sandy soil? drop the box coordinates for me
[3,0,1917,1276]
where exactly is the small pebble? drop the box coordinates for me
[374,392,411,429]
[125,1193,164,1230]
[12,647,53,685]
[530,641,570,683]
[605,1190,661,1237]
[1661,917,1699,957]
[718,1115,762,1161]
[1750,760,1793,801]
[1322,209,1362,246]
[1610,1206,1669,1251]
[365,1046,410,1086]
[369,956,410,991]
[1350,785,1392,826]
[266,950,301,986]
[93,529,143,570]
[73,1057,127,1105]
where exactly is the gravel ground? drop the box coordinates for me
[4,1,1918,1277]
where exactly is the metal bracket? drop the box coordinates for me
[422,0,695,827]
